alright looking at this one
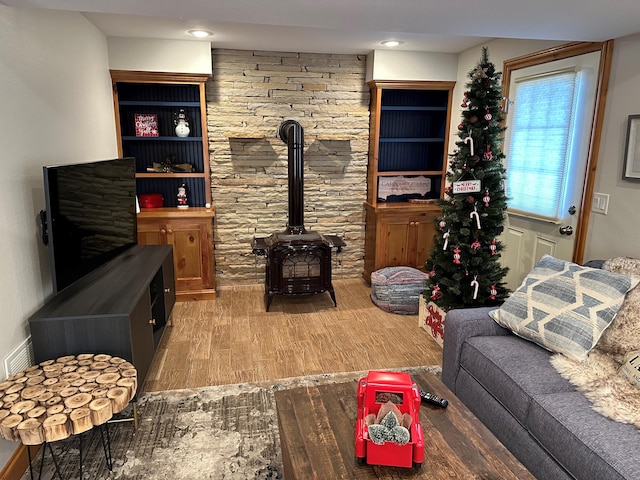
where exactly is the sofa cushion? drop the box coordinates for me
[489,255,639,361]
[528,391,640,480]
[454,368,574,480]
[460,335,573,424]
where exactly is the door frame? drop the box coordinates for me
[501,41,614,264]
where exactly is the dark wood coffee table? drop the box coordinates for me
[275,371,534,479]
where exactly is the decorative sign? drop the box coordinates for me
[452,179,482,194]
[134,114,159,137]
[378,176,431,200]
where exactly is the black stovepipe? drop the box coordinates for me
[278,120,306,234]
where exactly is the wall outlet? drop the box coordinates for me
[592,192,610,215]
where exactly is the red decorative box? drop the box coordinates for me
[139,193,163,208]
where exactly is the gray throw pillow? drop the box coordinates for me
[490,255,640,361]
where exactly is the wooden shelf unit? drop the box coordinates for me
[110,70,211,208]
[367,80,454,206]
[110,71,216,301]
[363,81,454,282]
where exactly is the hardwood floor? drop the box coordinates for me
[143,278,443,392]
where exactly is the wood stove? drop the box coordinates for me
[252,120,345,311]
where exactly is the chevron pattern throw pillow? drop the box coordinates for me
[490,255,640,361]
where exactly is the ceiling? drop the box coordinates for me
[6,0,640,54]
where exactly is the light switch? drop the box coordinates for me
[592,192,609,215]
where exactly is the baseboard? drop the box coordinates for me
[176,288,217,301]
[0,444,39,480]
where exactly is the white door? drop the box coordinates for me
[500,51,601,290]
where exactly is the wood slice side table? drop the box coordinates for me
[0,354,137,479]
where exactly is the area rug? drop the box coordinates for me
[21,365,441,480]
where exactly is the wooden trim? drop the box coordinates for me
[367,80,456,91]
[367,84,382,205]
[574,40,615,264]
[110,70,210,84]
[0,444,39,480]
[199,82,212,205]
[502,42,611,72]
[137,206,215,219]
[442,85,454,198]
[111,81,124,156]
[502,40,615,265]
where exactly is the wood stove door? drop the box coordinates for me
[270,244,332,295]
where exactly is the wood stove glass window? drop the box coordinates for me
[282,253,321,278]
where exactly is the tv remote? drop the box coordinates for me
[419,390,448,408]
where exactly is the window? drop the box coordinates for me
[505,69,581,221]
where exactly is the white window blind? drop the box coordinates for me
[505,70,579,221]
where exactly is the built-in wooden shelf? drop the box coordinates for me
[122,136,203,142]
[135,173,204,179]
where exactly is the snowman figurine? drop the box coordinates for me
[174,108,190,138]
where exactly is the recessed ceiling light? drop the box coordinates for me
[188,29,213,38]
[380,40,404,47]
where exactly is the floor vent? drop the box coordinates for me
[4,336,35,378]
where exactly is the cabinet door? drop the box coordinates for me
[379,215,412,267]
[379,212,436,270]
[409,214,436,269]
[137,220,166,245]
[166,220,213,291]
[128,289,155,395]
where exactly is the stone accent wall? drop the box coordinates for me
[206,49,370,286]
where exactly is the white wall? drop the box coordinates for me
[107,37,213,74]
[0,5,117,465]
[584,33,640,260]
[366,49,458,82]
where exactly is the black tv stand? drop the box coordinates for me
[29,245,176,395]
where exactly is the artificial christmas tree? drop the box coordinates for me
[423,47,509,312]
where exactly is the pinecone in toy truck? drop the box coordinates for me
[355,370,424,468]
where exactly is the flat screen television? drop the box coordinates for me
[42,157,137,293]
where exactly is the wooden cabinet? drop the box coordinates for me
[28,245,175,396]
[364,203,438,281]
[364,81,454,281]
[137,207,216,301]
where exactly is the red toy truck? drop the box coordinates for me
[355,370,424,469]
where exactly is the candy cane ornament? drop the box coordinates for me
[470,276,479,300]
[463,133,474,156]
[470,205,481,229]
[443,230,450,250]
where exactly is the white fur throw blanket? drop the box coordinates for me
[550,257,640,428]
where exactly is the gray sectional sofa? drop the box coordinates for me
[442,306,640,480]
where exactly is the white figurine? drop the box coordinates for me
[177,183,189,208]
[174,108,190,138]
